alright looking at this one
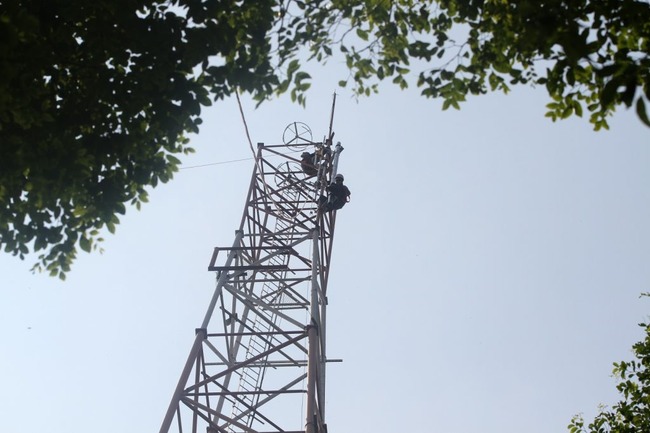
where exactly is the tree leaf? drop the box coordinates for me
[636,98,650,127]
[79,236,91,253]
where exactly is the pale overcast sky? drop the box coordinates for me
[2,61,649,433]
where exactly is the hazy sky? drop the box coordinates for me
[2,61,649,433]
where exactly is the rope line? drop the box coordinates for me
[180,90,301,171]
[180,156,253,170]
[179,149,305,171]
[235,89,256,157]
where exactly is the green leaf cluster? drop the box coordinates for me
[569,314,650,433]
[2,0,649,277]
[271,0,650,130]
[0,0,276,277]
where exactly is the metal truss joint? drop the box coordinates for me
[305,322,320,336]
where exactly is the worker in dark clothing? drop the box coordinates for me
[321,173,350,211]
[300,152,318,177]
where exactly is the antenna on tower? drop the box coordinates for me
[328,92,337,140]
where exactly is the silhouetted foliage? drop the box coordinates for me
[2,0,648,277]
[569,318,650,433]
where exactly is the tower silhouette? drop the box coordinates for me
[159,115,345,433]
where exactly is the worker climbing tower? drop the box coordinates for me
[159,103,345,433]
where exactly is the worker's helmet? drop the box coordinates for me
[301,152,310,157]
[335,173,344,181]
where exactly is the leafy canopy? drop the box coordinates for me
[1,0,278,278]
[569,318,650,433]
[283,0,650,128]
[1,0,648,278]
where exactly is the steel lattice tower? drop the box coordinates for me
[159,116,344,433]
